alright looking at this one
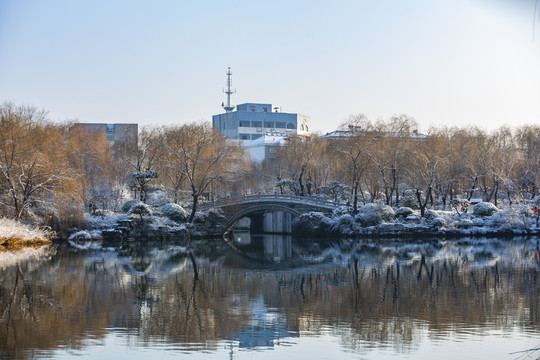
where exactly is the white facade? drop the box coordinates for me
[243,133,288,163]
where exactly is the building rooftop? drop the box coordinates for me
[321,129,428,139]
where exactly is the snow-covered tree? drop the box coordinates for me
[115,127,163,203]
[162,123,245,223]
[331,114,377,211]
[0,102,79,222]
[276,179,299,195]
[319,181,351,203]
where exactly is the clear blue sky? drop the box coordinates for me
[1,0,539,133]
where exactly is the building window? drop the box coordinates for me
[264,121,274,128]
[239,121,250,127]
[263,108,268,112]
[287,123,295,130]
[268,146,276,153]
[252,121,262,127]
[240,134,250,140]
[252,134,262,140]
[275,122,286,129]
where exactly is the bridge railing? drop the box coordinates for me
[199,194,344,211]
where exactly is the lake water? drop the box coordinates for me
[1,235,539,360]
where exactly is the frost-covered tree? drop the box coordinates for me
[276,135,326,197]
[276,179,299,195]
[319,181,351,203]
[115,127,163,203]
[128,202,152,221]
[371,115,417,206]
[0,103,79,222]
[515,125,540,200]
[331,114,377,211]
[163,123,245,223]
[66,124,119,211]
[407,131,444,217]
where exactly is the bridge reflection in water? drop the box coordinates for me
[230,231,293,262]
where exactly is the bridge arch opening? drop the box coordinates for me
[224,205,303,236]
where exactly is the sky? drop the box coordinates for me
[0,0,539,133]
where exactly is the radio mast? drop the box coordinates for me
[222,67,236,112]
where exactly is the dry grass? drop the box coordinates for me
[0,218,53,250]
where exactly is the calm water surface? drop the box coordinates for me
[1,235,539,360]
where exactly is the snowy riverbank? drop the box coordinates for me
[58,201,540,247]
[293,202,540,238]
[0,218,53,249]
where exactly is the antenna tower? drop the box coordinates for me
[222,67,236,112]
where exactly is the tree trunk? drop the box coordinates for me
[493,178,499,207]
[298,166,305,196]
[353,181,359,213]
[188,193,199,223]
[416,187,432,217]
[385,186,391,205]
[468,175,478,201]
[391,168,397,206]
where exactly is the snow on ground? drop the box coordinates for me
[82,213,129,231]
[77,200,539,242]
[0,218,50,242]
[299,202,539,237]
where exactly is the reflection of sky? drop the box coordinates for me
[42,326,540,359]
[231,295,298,349]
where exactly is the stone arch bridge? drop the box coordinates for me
[200,194,339,234]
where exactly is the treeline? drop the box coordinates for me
[0,103,245,230]
[265,114,540,215]
[1,102,539,229]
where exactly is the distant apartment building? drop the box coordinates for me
[213,68,310,163]
[74,123,138,145]
[212,103,311,145]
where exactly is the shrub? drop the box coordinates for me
[424,209,438,220]
[128,203,152,220]
[355,203,395,226]
[451,198,470,216]
[431,217,447,229]
[473,202,498,216]
[68,230,102,241]
[331,214,354,231]
[332,206,350,217]
[293,212,334,234]
[161,203,188,222]
[122,200,140,213]
[395,207,414,218]
[146,190,171,207]
[400,190,419,209]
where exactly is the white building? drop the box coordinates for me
[243,133,288,163]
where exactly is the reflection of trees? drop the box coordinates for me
[0,242,539,359]
[0,250,132,359]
